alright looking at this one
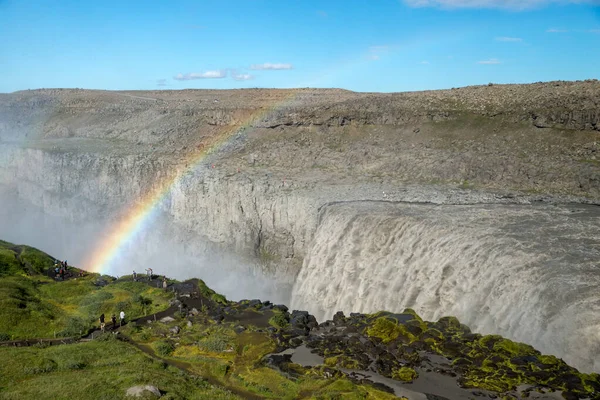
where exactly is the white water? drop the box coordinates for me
[291,202,600,372]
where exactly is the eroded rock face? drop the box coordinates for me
[1,84,599,375]
[2,84,599,271]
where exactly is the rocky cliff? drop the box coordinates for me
[1,82,599,370]
[1,81,599,266]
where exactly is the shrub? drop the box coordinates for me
[0,332,10,341]
[139,329,152,341]
[115,300,131,312]
[155,340,175,356]
[58,316,88,337]
[269,312,289,329]
[198,326,235,353]
[95,332,117,342]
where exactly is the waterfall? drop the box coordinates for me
[291,202,600,372]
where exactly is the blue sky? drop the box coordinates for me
[0,0,599,93]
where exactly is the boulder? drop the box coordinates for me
[332,311,346,325]
[234,325,246,334]
[248,299,262,309]
[125,385,161,398]
[160,316,175,323]
[273,304,289,313]
[169,326,181,334]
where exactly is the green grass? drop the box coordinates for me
[0,239,174,340]
[0,337,240,400]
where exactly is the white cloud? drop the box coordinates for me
[250,63,293,70]
[367,45,389,61]
[496,36,523,42]
[420,60,430,64]
[231,73,254,81]
[547,28,569,32]
[478,58,501,64]
[173,70,227,80]
[403,0,600,9]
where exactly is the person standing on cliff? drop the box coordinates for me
[99,314,105,333]
[119,310,125,326]
[162,276,167,289]
[133,271,137,281]
[111,314,117,329]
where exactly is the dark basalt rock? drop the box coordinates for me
[332,311,346,325]
[273,304,288,313]
[187,278,600,400]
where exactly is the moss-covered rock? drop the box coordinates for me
[392,366,418,382]
[366,317,416,344]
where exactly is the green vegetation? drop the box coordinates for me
[366,317,416,344]
[391,367,418,382]
[197,279,228,305]
[268,311,289,329]
[3,239,600,399]
[360,312,600,398]
[0,240,173,339]
[0,337,238,400]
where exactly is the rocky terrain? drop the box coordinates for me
[1,239,599,400]
[0,81,599,373]
[1,81,599,266]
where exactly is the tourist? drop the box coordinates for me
[99,313,105,333]
[111,314,117,329]
[133,270,137,281]
[162,277,167,289]
[119,310,125,326]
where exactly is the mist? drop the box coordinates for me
[0,186,293,305]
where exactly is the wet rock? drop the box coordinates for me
[160,316,175,323]
[169,326,180,334]
[369,381,395,394]
[169,299,181,307]
[425,394,450,400]
[332,311,346,325]
[248,299,262,309]
[273,304,288,312]
[306,315,318,330]
[189,308,199,316]
[186,320,193,328]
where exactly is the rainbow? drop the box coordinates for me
[85,90,299,274]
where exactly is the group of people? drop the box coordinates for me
[53,260,69,280]
[132,269,169,289]
[132,268,153,282]
[99,311,125,333]
[53,259,85,280]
